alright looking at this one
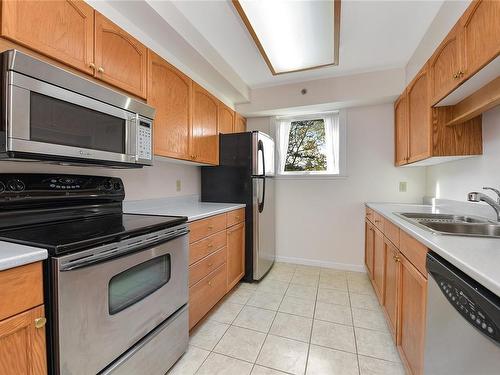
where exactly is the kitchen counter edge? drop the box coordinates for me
[0,241,48,271]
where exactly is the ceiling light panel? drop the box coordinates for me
[234,0,340,75]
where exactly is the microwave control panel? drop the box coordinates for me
[137,119,152,161]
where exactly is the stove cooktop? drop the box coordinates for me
[0,213,187,255]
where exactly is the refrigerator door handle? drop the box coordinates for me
[258,176,266,213]
[254,139,266,178]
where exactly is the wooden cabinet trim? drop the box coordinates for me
[399,230,429,277]
[383,218,400,248]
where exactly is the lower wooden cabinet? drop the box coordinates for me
[188,209,245,329]
[227,222,245,291]
[383,238,400,340]
[398,253,428,375]
[364,220,374,279]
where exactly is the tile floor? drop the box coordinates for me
[168,263,406,375]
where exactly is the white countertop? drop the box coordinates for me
[0,241,47,271]
[367,202,500,297]
[124,195,246,222]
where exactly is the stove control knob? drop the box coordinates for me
[103,181,113,190]
[7,179,25,192]
[0,181,5,194]
[113,182,121,191]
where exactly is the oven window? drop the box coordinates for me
[108,255,171,315]
[30,92,126,154]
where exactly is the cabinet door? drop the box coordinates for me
[191,83,219,165]
[148,51,191,160]
[234,113,247,133]
[94,12,148,98]
[1,0,94,74]
[461,0,500,79]
[218,102,235,134]
[227,222,245,291]
[364,220,374,279]
[0,305,47,375]
[383,239,400,340]
[429,25,463,104]
[398,255,427,375]
[372,227,385,304]
[407,66,431,163]
[394,92,409,166]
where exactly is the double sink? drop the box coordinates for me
[395,212,500,238]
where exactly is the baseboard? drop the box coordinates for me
[275,255,366,273]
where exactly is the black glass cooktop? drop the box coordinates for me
[0,213,187,255]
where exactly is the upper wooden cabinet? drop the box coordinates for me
[94,13,148,98]
[1,0,94,74]
[394,92,409,166]
[461,0,500,80]
[234,113,247,133]
[191,83,219,165]
[148,51,192,160]
[407,65,431,163]
[429,24,463,104]
[218,102,235,134]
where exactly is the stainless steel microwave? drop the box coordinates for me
[0,50,155,168]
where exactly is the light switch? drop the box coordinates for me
[399,181,407,193]
[176,179,181,192]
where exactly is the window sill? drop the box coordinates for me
[275,174,348,180]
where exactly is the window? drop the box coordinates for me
[276,112,345,177]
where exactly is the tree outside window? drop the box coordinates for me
[285,119,327,172]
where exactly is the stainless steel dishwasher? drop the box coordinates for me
[424,252,500,374]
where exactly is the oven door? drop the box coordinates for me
[6,71,139,165]
[53,228,188,375]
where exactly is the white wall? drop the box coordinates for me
[426,107,500,200]
[0,158,200,201]
[248,103,427,270]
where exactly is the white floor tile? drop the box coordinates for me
[352,308,389,332]
[269,312,313,342]
[350,292,381,311]
[285,284,317,301]
[224,287,256,305]
[311,319,357,353]
[208,301,244,324]
[358,355,406,375]
[317,288,350,306]
[348,278,376,295]
[233,306,276,333]
[247,291,284,311]
[213,326,266,362]
[306,345,359,375]
[257,279,290,295]
[355,327,401,362]
[251,365,289,375]
[196,352,253,375]
[291,273,319,287]
[189,320,229,350]
[256,334,309,375]
[315,301,353,325]
[318,275,348,291]
[167,345,210,375]
[278,295,315,318]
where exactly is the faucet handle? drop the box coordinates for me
[482,187,500,202]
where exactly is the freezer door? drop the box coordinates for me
[252,132,275,177]
[253,176,275,280]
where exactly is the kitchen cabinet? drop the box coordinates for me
[383,238,400,340]
[218,102,235,134]
[461,0,500,81]
[429,24,463,105]
[398,253,427,375]
[234,113,247,133]
[0,262,46,375]
[191,83,219,165]
[394,92,409,166]
[148,51,192,160]
[227,222,245,291]
[372,226,385,304]
[1,0,94,74]
[94,12,148,99]
[364,220,374,279]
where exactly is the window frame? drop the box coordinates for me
[275,110,347,179]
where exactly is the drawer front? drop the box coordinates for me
[189,263,227,329]
[189,214,227,243]
[373,212,384,231]
[226,208,245,227]
[189,247,227,287]
[383,218,400,248]
[399,230,428,277]
[366,207,374,223]
[0,262,43,321]
[189,230,226,265]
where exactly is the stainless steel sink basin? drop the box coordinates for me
[394,212,500,238]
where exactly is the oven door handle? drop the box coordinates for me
[59,228,189,272]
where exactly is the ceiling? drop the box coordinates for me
[168,0,444,89]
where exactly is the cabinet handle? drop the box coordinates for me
[235,216,240,220]
[98,67,105,73]
[208,262,214,267]
[208,225,214,230]
[453,72,458,79]
[34,317,47,329]
[394,255,401,263]
[459,70,465,77]
[207,243,213,248]
[89,62,96,69]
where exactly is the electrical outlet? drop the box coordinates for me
[176,179,181,192]
[399,181,407,193]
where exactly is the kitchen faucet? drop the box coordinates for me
[467,187,500,221]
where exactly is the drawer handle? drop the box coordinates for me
[208,262,214,267]
[98,66,105,73]
[235,216,240,220]
[208,225,214,230]
[89,62,96,69]
[393,255,401,263]
[207,243,213,248]
[34,317,47,329]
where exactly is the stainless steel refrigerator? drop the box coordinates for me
[201,131,275,281]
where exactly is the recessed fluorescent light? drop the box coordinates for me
[233,0,341,75]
